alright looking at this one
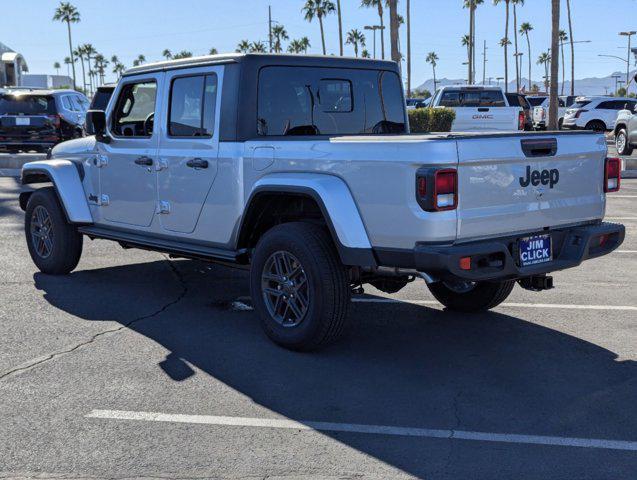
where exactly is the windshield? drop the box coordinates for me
[527,97,546,107]
[0,95,56,115]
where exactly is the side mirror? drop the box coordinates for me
[85,110,110,143]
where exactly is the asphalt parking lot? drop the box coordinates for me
[0,174,636,479]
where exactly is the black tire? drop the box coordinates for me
[427,279,515,313]
[585,120,606,132]
[616,128,634,156]
[558,118,564,130]
[25,187,83,275]
[250,222,350,351]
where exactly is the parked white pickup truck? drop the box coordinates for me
[531,95,577,130]
[430,85,524,132]
[20,54,625,350]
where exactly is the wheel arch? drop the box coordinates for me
[20,160,93,224]
[614,122,627,136]
[237,174,376,268]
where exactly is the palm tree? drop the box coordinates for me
[548,0,560,130]
[511,0,524,92]
[173,51,193,59]
[53,62,61,76]
[361,0,385,59]
[565,0,574,95]
[53,2,80,89]
[461,34,471,76]
[209,48,218,55]
[558,29,568,95]
[406,0,412,96]
[73,46,86,93]
[346,29,366,57]
[83,43,97,94]
[271,25,289,53]
[162,49,172,60]
[136,54,146,65]
[303,0,335,55]
[299,37,311,54]
[519,22,533,91]
[493,0,511,92]
[110,55,119,65]
[336,0,344,56]
[63,56,72,77]
[113,62,126,78]
[463,0,484,84]
[426,51,439,91]
[94,54,108,85]
[362,49,371,58]
[250,41,268,53]
[287,39,304,54]
[388,0,400,64]
[236,40,251,53]
[537,50,551,91]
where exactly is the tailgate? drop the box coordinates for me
[0,115,56,138]
[532,106,546,124]
[455,133,606,241]
[449,107,519,132]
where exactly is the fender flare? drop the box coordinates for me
[241,173,376,267]
[21,160,93,224]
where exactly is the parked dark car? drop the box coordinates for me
[506,92,533,131]
[0,88,89,153]
[88,83,116,111]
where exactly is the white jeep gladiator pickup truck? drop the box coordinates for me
[430,85,524,132]
[20,54,625,351]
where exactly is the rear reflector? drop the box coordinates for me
[459,256,472,270]
[604,157,621,192]
[518,111,525,130]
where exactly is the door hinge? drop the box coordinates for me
[155,158,168,172]
[99,194,110,206]
[93,155,108,168]
[157,200,171,214]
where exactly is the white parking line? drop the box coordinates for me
[616,250,637,253]
[86,409,637,452]
[351,298,637,311]
[608,195,637,198]
[605,217,637,220]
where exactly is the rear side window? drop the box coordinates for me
[0,95,56,115]
[257,66,406,136]
[168,74,217,137]
[61,95,73,110]
[90,89,114,111]
[527,97,546,107]
[572,100,591,109]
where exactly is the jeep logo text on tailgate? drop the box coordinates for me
[519,166,560,188]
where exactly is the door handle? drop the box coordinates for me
[186,158,208,169]
[135,156,153,166]
[478,107,490,112]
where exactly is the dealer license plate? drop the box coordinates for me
[15,117,30,126]
[518,234,552,267]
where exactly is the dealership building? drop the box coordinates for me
[0,41,29,87]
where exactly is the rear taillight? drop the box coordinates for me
[518,111,525,130]
[416,168,458,211]
[46,114,61,128]
[574,109,588,119]
[604,157,621,192]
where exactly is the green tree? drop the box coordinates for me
[173,51,193,59]
[236,40,251,53]
[511,0,524,92]
[346,29,366,57]
[209,47,218,55]
[303,0,336,55]
[63,56,72,77]
[112,62,126,78]
[162,49,172,60]
[272,24,289,53]
[463,0,484,84]
[299,37,311,54]
[537,50,551,91]
[426,51,439,91]
[558,29,568,95]
[361,49,371,58]
[361,0,386,59]
[53,62,61,75]
[519,22,533,90]
[73,46,86,94]
[250,41,267,53]
[287,39,304,54]
[53,2,80,90]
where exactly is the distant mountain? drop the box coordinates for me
[415,70,637,97]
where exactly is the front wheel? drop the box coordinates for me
[25,187,83,275]
[616,129,634,156]
[585,120,606,132]
[250,222,350,351]
[427,279,515,312]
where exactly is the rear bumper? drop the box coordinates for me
[375,222,625,282]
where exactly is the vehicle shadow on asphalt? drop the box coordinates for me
[34,258,637,478]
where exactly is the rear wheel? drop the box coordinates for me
[250,222,350,351]
[427,279,515,313]
[585,120,606,132]
[616,129,634,156]
[25,187,83,275]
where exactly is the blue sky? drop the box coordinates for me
[4,0,637,86]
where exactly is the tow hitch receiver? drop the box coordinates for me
[518,275,554,291]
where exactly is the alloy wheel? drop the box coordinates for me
[30,205,54,259]
[261,251,310,327]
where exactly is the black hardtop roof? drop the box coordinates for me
[122,53,400,77]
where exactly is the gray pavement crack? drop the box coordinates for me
[0,256,188,381]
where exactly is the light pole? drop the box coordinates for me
[612,74,622,95]
[513,52,523,91]
[364,25,384,59]
[496,76,504,86]
[619,31,637,86]
[560,40,590,95]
